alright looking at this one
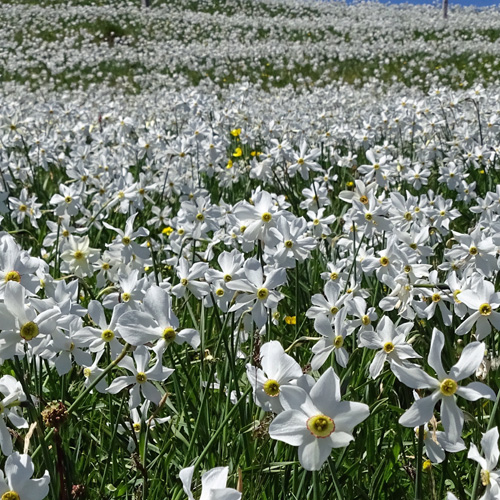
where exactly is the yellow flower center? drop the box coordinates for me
[432,293,441,303]
[136,372,147,384]
[307,414,335,438]
[181,278,188,286]
[20,321,39,341]
[73,250,84,260]
[133,423,141,432]
[379,256,389,267]
[297,158,305,165]
[410,243,417,250]
[2,491,20,500]
[440,378,458,396]
[373,163,380,170]
[196,213,204,221]
[365,212,373,221]
[330,306,339,315]
[285,240,293,248]
[62,230,69,237]
[469,246,478,255]
[65,196,72,203]
[84,368,91,378]
[215,288,225,297]
[481,469,490,486]
[479,303,492,316]
[162,327,176,342]
[257,288,269,300]
[383,341,395,353]
[261,212,272,223]
[223,274,232,282]
[122,292,131,302]
[453,290,461,303]
[19,204,27,212]
[404,212,412,221]
[333,335,344,348]
[361,315,371,325]
[4,270,21,283]
[263,379,280,396]
[313,219,320,225]
[101,329,115,342]
[359,195,368,204]
[122,236,131,245]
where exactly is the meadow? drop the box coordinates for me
[1,0,500,498]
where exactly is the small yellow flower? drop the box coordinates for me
[233,147,243,157]
[285,316,296,325]
[162,226,174,235]
[230,128,241,137]
[346,181,354,187]
[226,159,233,169]
[423,460,432,472]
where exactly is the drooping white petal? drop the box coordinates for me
[440,397,464,443]
[399,392,440,428]
[391,363,439,390]
[481,427,500,470]
[297,437,332,471]
[310,367,341,415]
[269,410,309,446]
[427,328,446,380]
[456,382,496,402]
[449,341,486,381]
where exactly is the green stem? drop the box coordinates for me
[192,386,251,470]
[32,343,130,460]
[415,425,424,500]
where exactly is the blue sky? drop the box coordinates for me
[357,0,499,6]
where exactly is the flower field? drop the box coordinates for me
[2,0,500,498]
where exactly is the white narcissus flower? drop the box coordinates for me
[0,452,49,500]
[246,340,303,414]
[226,258,286,328]
[0,375,28,456]
[73,301,127,358]
[171,259,210,299]
[310,309,350,371]
[456,277,500,340]
[393,328,495,442]
[60,235,99,278]
[358,316,420,379]
[422,428,465,464]
[106,345,174,409]
[0,281,59,361]
[179,465,241,500]
[306,281,349,321]
[468,427,500,500]
[232,190,282,246]
[118,285,200,352]
[269,367,369,471]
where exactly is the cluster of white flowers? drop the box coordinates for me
[3,0,500,497]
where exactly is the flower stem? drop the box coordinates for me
[32,343,130,460]
[415,424,424,500]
